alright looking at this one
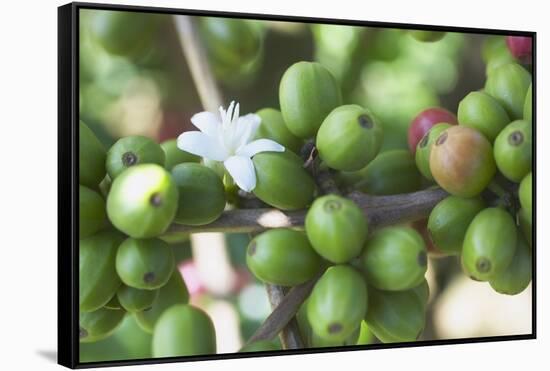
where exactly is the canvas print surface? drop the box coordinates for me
[77,7,534,364]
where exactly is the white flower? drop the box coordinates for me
[177,101,285,192]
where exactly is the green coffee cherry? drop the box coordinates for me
[489,235,532,295]
[79,307,126,343]
[80,230,124,312]
[518,208,532,248]
[134,271,189,334]
[485,49,515,76]
[481,36,508,63]
[279,61,342,138]
[239,340,279,352]
[89,10,160,57]
[356,321,374,345]
[80,121,106,189]
[117,285,159,312]
[427,196,485,255]
[485,63,531,119]
[494,120,532,182]
[160,139,200,170]
[519,172,532,220]
[116,238,175,290]
[409,30,446,42]
[252,151,315,210]
[365,285,426,343]
[307,266,367,343]
[462,207,517,281]
[525,86,536,130]
[310,324,360,348]
[79,185,107,238]
[415,123,451,180]
[103,294,122,310]
[316,105,383,171]
[200,18,261,70]
[457,91,510,142]
[171,163,226,226]
[361,226,427,291]
[255,108,303,154]
[246,229,321,286]
[106,136,165,179]
[152,304,216,357]
[99,175,112,198]
[107,164,178,238]
[340,150,422,195]
[298,297,362,348]
[305,195,368,263]
[413,279,430,306]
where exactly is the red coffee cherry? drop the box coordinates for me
[408,108,458,154]
[506,36,532,64]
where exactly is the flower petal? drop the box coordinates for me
[177,131,228,161]
[236,138,285,158]
[190,111,221,137]
[224,155,256,192]
[236,113,262,148]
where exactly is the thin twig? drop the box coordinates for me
[264,285,305,348]
[172,15,223,112]
[163,188,447,236]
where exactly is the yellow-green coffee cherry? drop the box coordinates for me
[246,229,321,286]
[494,120,532,182]
[79,185,107,238]
[339,149,422,195]
[305,195,368,263]
[152,304,216,357]
[117,285,159,312]
[485,63,531,119]
[365,285,426,343]
[361,226,427,291]
[80,121,106,189]
[462,207,517,281]
[80,231,124,312]
[106,164,178,238]
[106,136,165,179]
[160,139,200,170]
[252,151,315,210]
[307,265,367,343]
[79,307,126,343]
[239,340,279,352]
[116,238,175,290]
[316,105,383,171]
[409,30,446,42]
[255,108,303,154]
[524,83,532,121]
[519,172,532,220]
[457,91,510,142]
[135,271,189,334]
[427,196,485,255]
[489,235,532,295]
[171,163,226,226]
[415,123,452,180]
[279,61,342,138]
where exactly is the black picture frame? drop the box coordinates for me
[58,2,536,369]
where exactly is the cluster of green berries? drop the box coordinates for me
[78,25,533,354]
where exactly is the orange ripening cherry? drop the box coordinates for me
[430,126,496,197]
